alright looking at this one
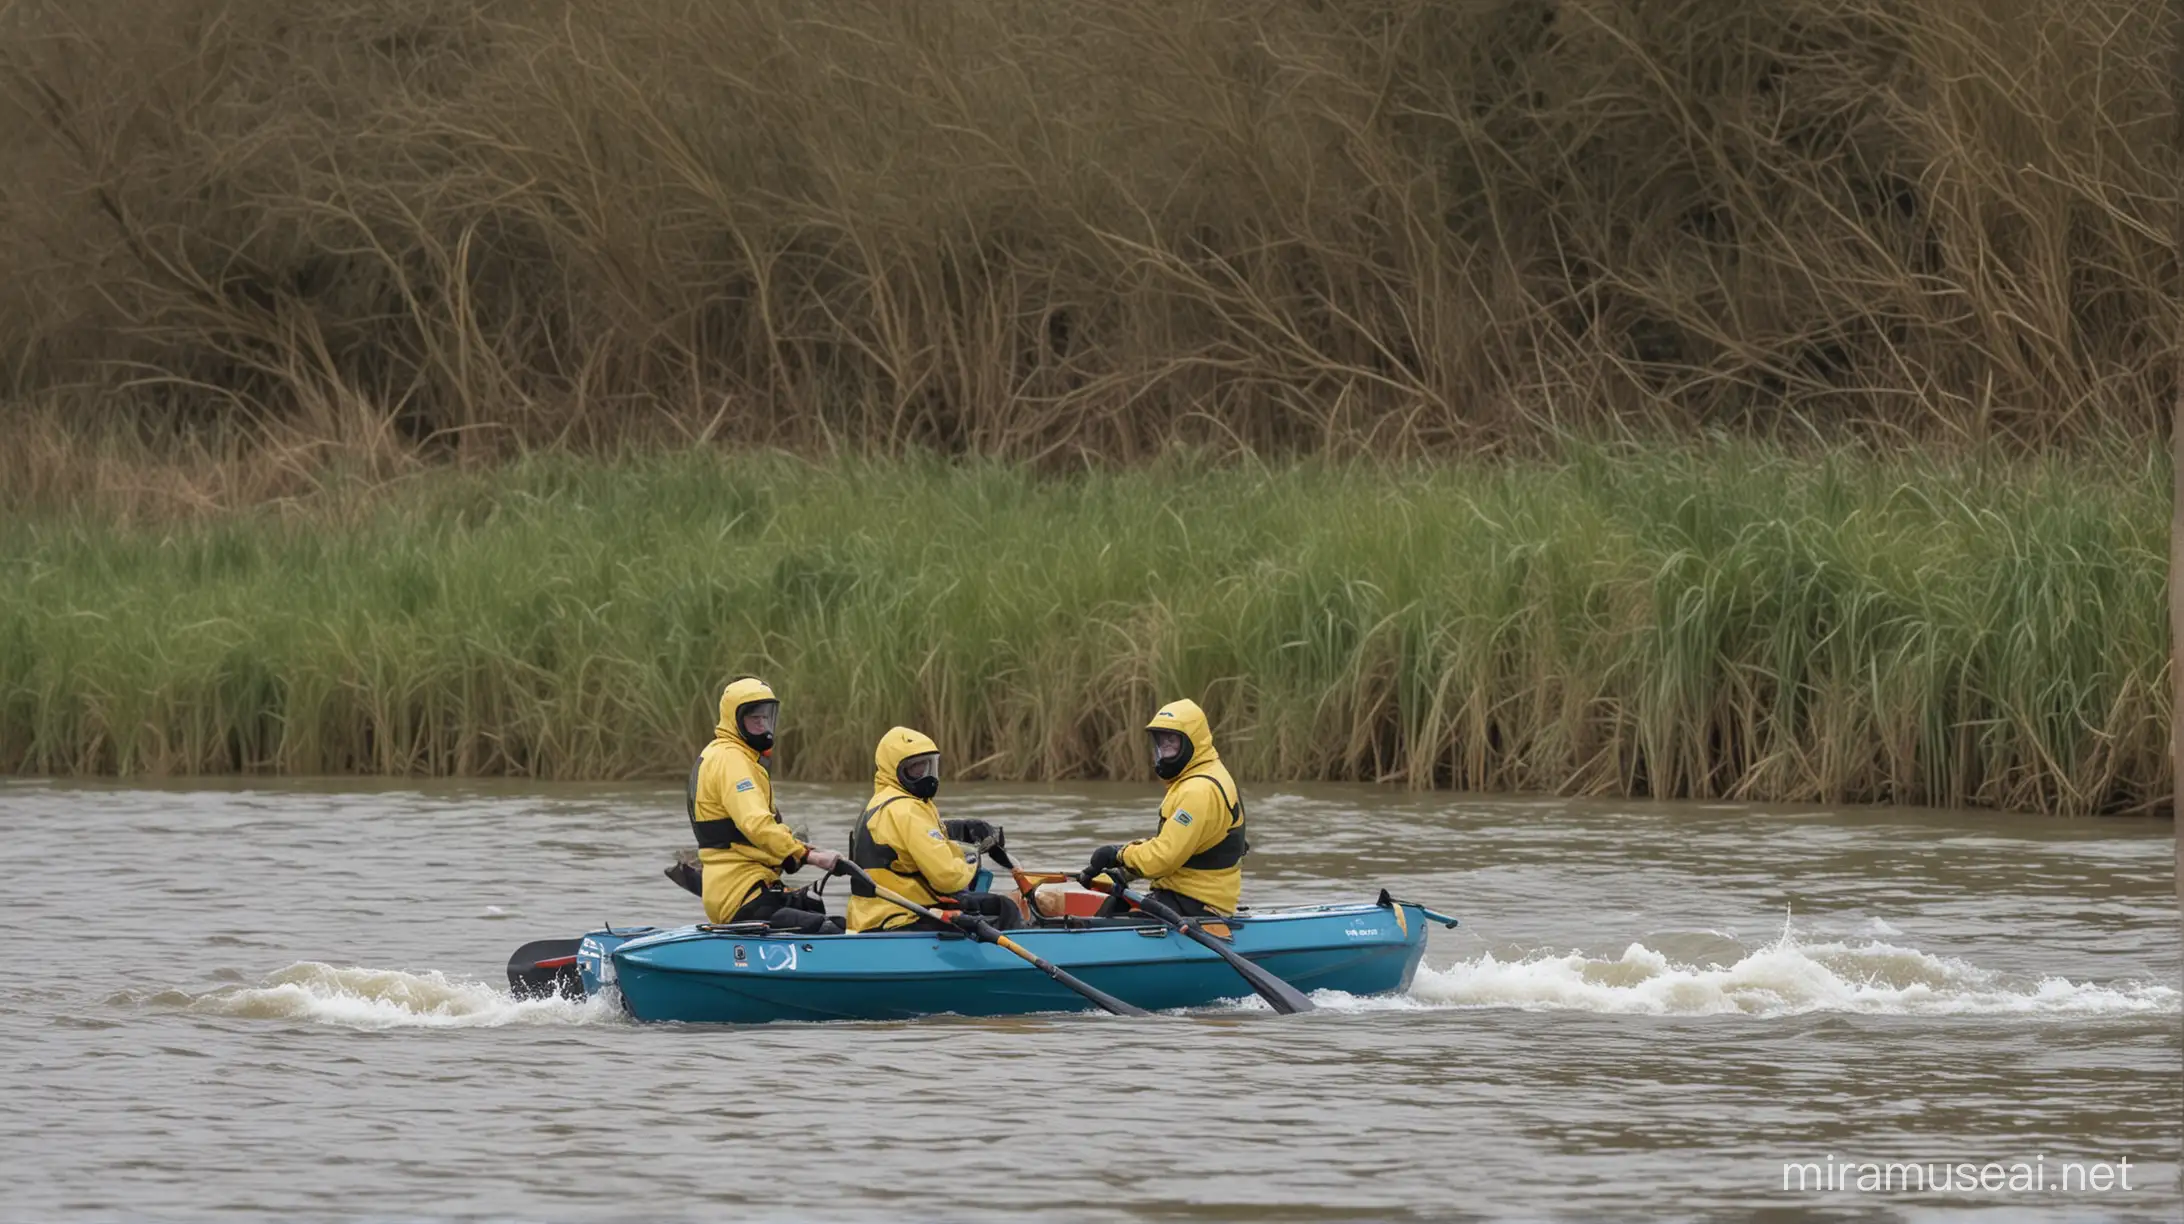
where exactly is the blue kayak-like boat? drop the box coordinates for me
[554,894,1441,1024]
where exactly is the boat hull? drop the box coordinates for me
[576,900,1430,1024]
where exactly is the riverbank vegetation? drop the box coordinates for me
[2,444,2166,815]
[0,0,2171,814]
[1,0,2172,472]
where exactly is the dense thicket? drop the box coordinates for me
[1,0,2172,470]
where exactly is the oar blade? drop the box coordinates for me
[1181,923,1316,1013]
[1119,882,1317,1015]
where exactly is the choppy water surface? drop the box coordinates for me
[3,779,2177,1222]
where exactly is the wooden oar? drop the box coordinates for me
[1006,866,1074,917]
[833,861,1149,1018]
[1087,869,1317,1015]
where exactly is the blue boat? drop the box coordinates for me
[549,894,1443,1024]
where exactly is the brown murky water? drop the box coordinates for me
[4,779,2178,1222]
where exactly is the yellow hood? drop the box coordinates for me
[872,725,940,794]
[715,676,778,742]
[1147,698,1221,778]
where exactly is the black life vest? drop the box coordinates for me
[1167,771,1249,871]
[686,745,778,851]
[847,795,911,897]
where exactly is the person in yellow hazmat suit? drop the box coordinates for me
[681,676,844,932]
[1078,698,1247,917]
[845,726,1021,933]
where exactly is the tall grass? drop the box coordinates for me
[0,0,2172,468]
[1,443,2165,814]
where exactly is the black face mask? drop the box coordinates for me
[898,752,940,800]
[736,700,778,755]
[1150,729,1192,780]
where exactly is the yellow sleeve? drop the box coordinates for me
[710,752,805,864]
[1120,778,1226,878]
[895,805,976,894]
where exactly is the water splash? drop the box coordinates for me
[1332,924,2181,1018]
[140,926,2181,1029]
[143,963,623,1030]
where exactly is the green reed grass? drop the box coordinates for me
[0,443,2165,814]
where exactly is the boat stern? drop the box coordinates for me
[575,927,660,998]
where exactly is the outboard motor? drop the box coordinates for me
[507,937,586,999]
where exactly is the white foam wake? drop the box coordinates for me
[149,931,2180,1028]
[1338,928,2181,1018]
[155,963,623,1030]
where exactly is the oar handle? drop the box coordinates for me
[1115,879,1187,927]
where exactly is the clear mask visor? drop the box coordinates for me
[1150,729,1189,768]
[739,700,779,738]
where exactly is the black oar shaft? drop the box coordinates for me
[835,861,1149,1018]
[1105,876,1317,1015]
[988,932,1146,1016]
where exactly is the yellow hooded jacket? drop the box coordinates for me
[846,726,977,933]
[1119,699,1248,914]
[689,677,810,923]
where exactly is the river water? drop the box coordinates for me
[3,779,2178,1222]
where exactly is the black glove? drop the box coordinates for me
[948,909,988,936]
[943,818,998,847]
[663,860,703,897]
[1079,843,1129,888]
